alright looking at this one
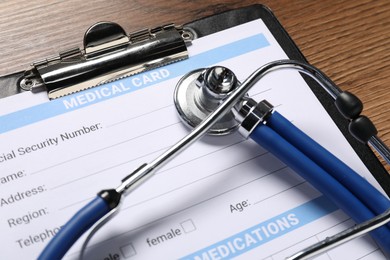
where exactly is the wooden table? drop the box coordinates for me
[0,0,389,173]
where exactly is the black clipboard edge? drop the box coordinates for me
[184,4,390,196]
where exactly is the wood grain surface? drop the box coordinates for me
[0,0,389,172]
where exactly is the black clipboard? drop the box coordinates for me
[1,4,389,195]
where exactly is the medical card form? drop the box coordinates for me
[0,19,387,259]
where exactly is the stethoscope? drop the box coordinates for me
[38,60,390,260]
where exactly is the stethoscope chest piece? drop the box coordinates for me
[173,66,240,135]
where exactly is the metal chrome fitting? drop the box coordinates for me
[234,98,274,138]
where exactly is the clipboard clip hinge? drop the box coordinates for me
[19,22,192,99]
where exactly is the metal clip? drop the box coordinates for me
[19,22,192,99]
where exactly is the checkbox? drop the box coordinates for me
[120,243,136,258]
[180,219,197,233]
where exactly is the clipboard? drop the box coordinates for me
[0,4,389,259]
[1,4,388,194]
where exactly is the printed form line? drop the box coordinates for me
[253,180,305,206]
[106,103,174,128]
[357,249,383,259]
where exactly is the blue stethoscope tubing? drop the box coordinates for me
[38,196,110,259]
[38,110,390,259]
[267,112,390,217]
[251,111,390,252]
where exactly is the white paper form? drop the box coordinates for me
[0,19,387,260]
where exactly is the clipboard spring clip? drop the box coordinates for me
[19,22,192,99]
